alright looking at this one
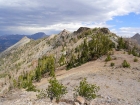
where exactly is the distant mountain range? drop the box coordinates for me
[0,32,48,52]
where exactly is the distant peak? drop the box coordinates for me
[135,33,140,36]
[132,33,140,38]
[63,29,67,31]
[62,29,70,33]
[22,36,28,39]
[131,33,140,39]
[58,29,70,36]
[29,32,47,40]
[20,36,30,41]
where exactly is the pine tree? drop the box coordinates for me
[35,67,41,82]
[74,78,99,101]
[47,77,67,102]
[59,54,65,66]
[81,39,89,63]
[47,55,55,77]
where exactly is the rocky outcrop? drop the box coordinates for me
[58,29,71,36]
[74,27,90,34]
[100,27,110,34]
[75,96,85,105]
[74,102,80,105]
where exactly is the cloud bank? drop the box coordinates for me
[0,0,140,36]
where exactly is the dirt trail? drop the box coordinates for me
[36,58,103,88]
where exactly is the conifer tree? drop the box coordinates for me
[74,78,99,101]
[35,67,41,82]
[47,77,67,102]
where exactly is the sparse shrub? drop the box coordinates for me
[108,51,114,55]
[110,62,115,67]
[92,28,97,31]
[73,38,77,43]
[131,46,138,56]
[26,80,37,92]
[0,73,7,78]
[66,54,76,70]
[128,50,132,55]
[35,68,41,82]
[73,78,99,101]
[105,55,112,62]
[36,90,47,99]
[84,29,92,35]
[139,53,140,57]
[47,77,67,102]
[13,79,18,88]
[59,54,65,66]
[122,60,130,68]
[12,70,37,92]
[35,55,55,81]
[134,58,138,62]
[117,37,128,50]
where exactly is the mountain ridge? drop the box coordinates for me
[1,36,31,56]
[0,27,140,105]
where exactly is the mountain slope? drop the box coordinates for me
[1,36,31,55]
[0,27,117,94]
[1,50,140,105]
[0,27,140,105]
[0,35,24,52]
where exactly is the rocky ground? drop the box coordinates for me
[0,51,140,105]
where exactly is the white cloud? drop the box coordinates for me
[111,27,140,37]
[6,22,111,34]
[0,0,140,35]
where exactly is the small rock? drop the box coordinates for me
[85,100,90,105]
[74,102,80,105]
[76,96,85,104]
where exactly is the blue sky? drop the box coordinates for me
[107,13,140,28]
[0,0,140,37]
[107,13,140,37]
